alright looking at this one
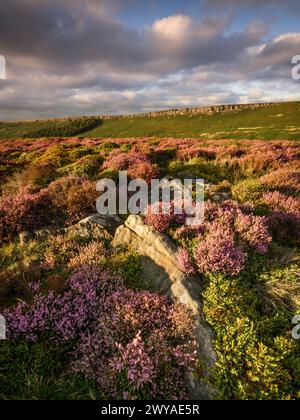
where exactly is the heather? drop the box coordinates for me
[0,137,299,400]
[74,290,196,399]
[2,262,196,399]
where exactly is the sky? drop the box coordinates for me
[0,0,299,120]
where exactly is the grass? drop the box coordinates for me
[0,117,101,139]
[0,101,299,141]
[84,102,300,140]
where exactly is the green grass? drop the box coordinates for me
[0,117,101,139]
[84,102,300,140]
[0,101,300,140]
[0,120,56,139]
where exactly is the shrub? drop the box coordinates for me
[235,213,272,255]
[232,179,265,203]
[176,248,197,276]
[194,235,246,276]
[25,117,100,138]
[110,251,143,290]
[35,144,71,168]
[68,242,108,270]
[260,167,300,196]
[46,176,98,225]
[203,274,299,400]
[128,161,159,183]
[5,265,123,343]
[144,203,173,232]
[103,150,158,182]
[0,190,52,244]
[59,156,102,178]
[263,191,300,214]
[74,290,196,399]
[268,211,300,246]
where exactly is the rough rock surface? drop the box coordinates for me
[113,215,217,400]
[18,214,124,245]
[100,102,274,119]
[77,214,123,235]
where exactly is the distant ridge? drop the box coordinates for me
[99,102,280,120]
[3,101,295,124]
[0,101,299,141]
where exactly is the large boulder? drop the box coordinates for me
[113,215,217,400]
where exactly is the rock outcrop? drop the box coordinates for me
[75,214,124,237]
[113,215,217,400]
[100,102,277,120]
[18,214,124,245]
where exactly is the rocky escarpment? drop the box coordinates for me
[100,102,277,120]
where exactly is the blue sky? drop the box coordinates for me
[0,0,299,120]
[121,0,300,35]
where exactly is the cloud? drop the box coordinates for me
[0,0,299,119]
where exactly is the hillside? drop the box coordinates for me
[1,136,299,400]
[0,101,299,141]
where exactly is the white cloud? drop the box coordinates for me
[151,15,192,40]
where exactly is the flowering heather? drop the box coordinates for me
[268,211,300,246]
[5,266,123,342]
[144,203,173,232]
[43,234,79,269]
[263,191,300,214]
[74,290,197,399]
[103,149,158,182]
[68,241,108,269]
[46,175,97,225]
[0,190,51,244]
[128,161,159,183]
[103,150,144,169]
[114,332,155,390]
[176,248,197,276]
[174,225,206,241]
[145,199,273,275]
[261,191,300,245]
[194,235,246,276]
[235,213,272,255]
[260,167,300,195]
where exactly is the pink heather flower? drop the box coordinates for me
[68,242,108,269]
[174,225,206,240]
[268,211,300,245]
[114,332,155,390]
[102,149,159,183]
[235,213,272,255]
[5,266,124,342]
[263,191,300,214]
[144,203,173,232]
[0,190,51,244]
[194,236,246,276]
[128,161,159,184]
[74,289,196,400]
[176,248,196,276]
[260,167,300,195]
